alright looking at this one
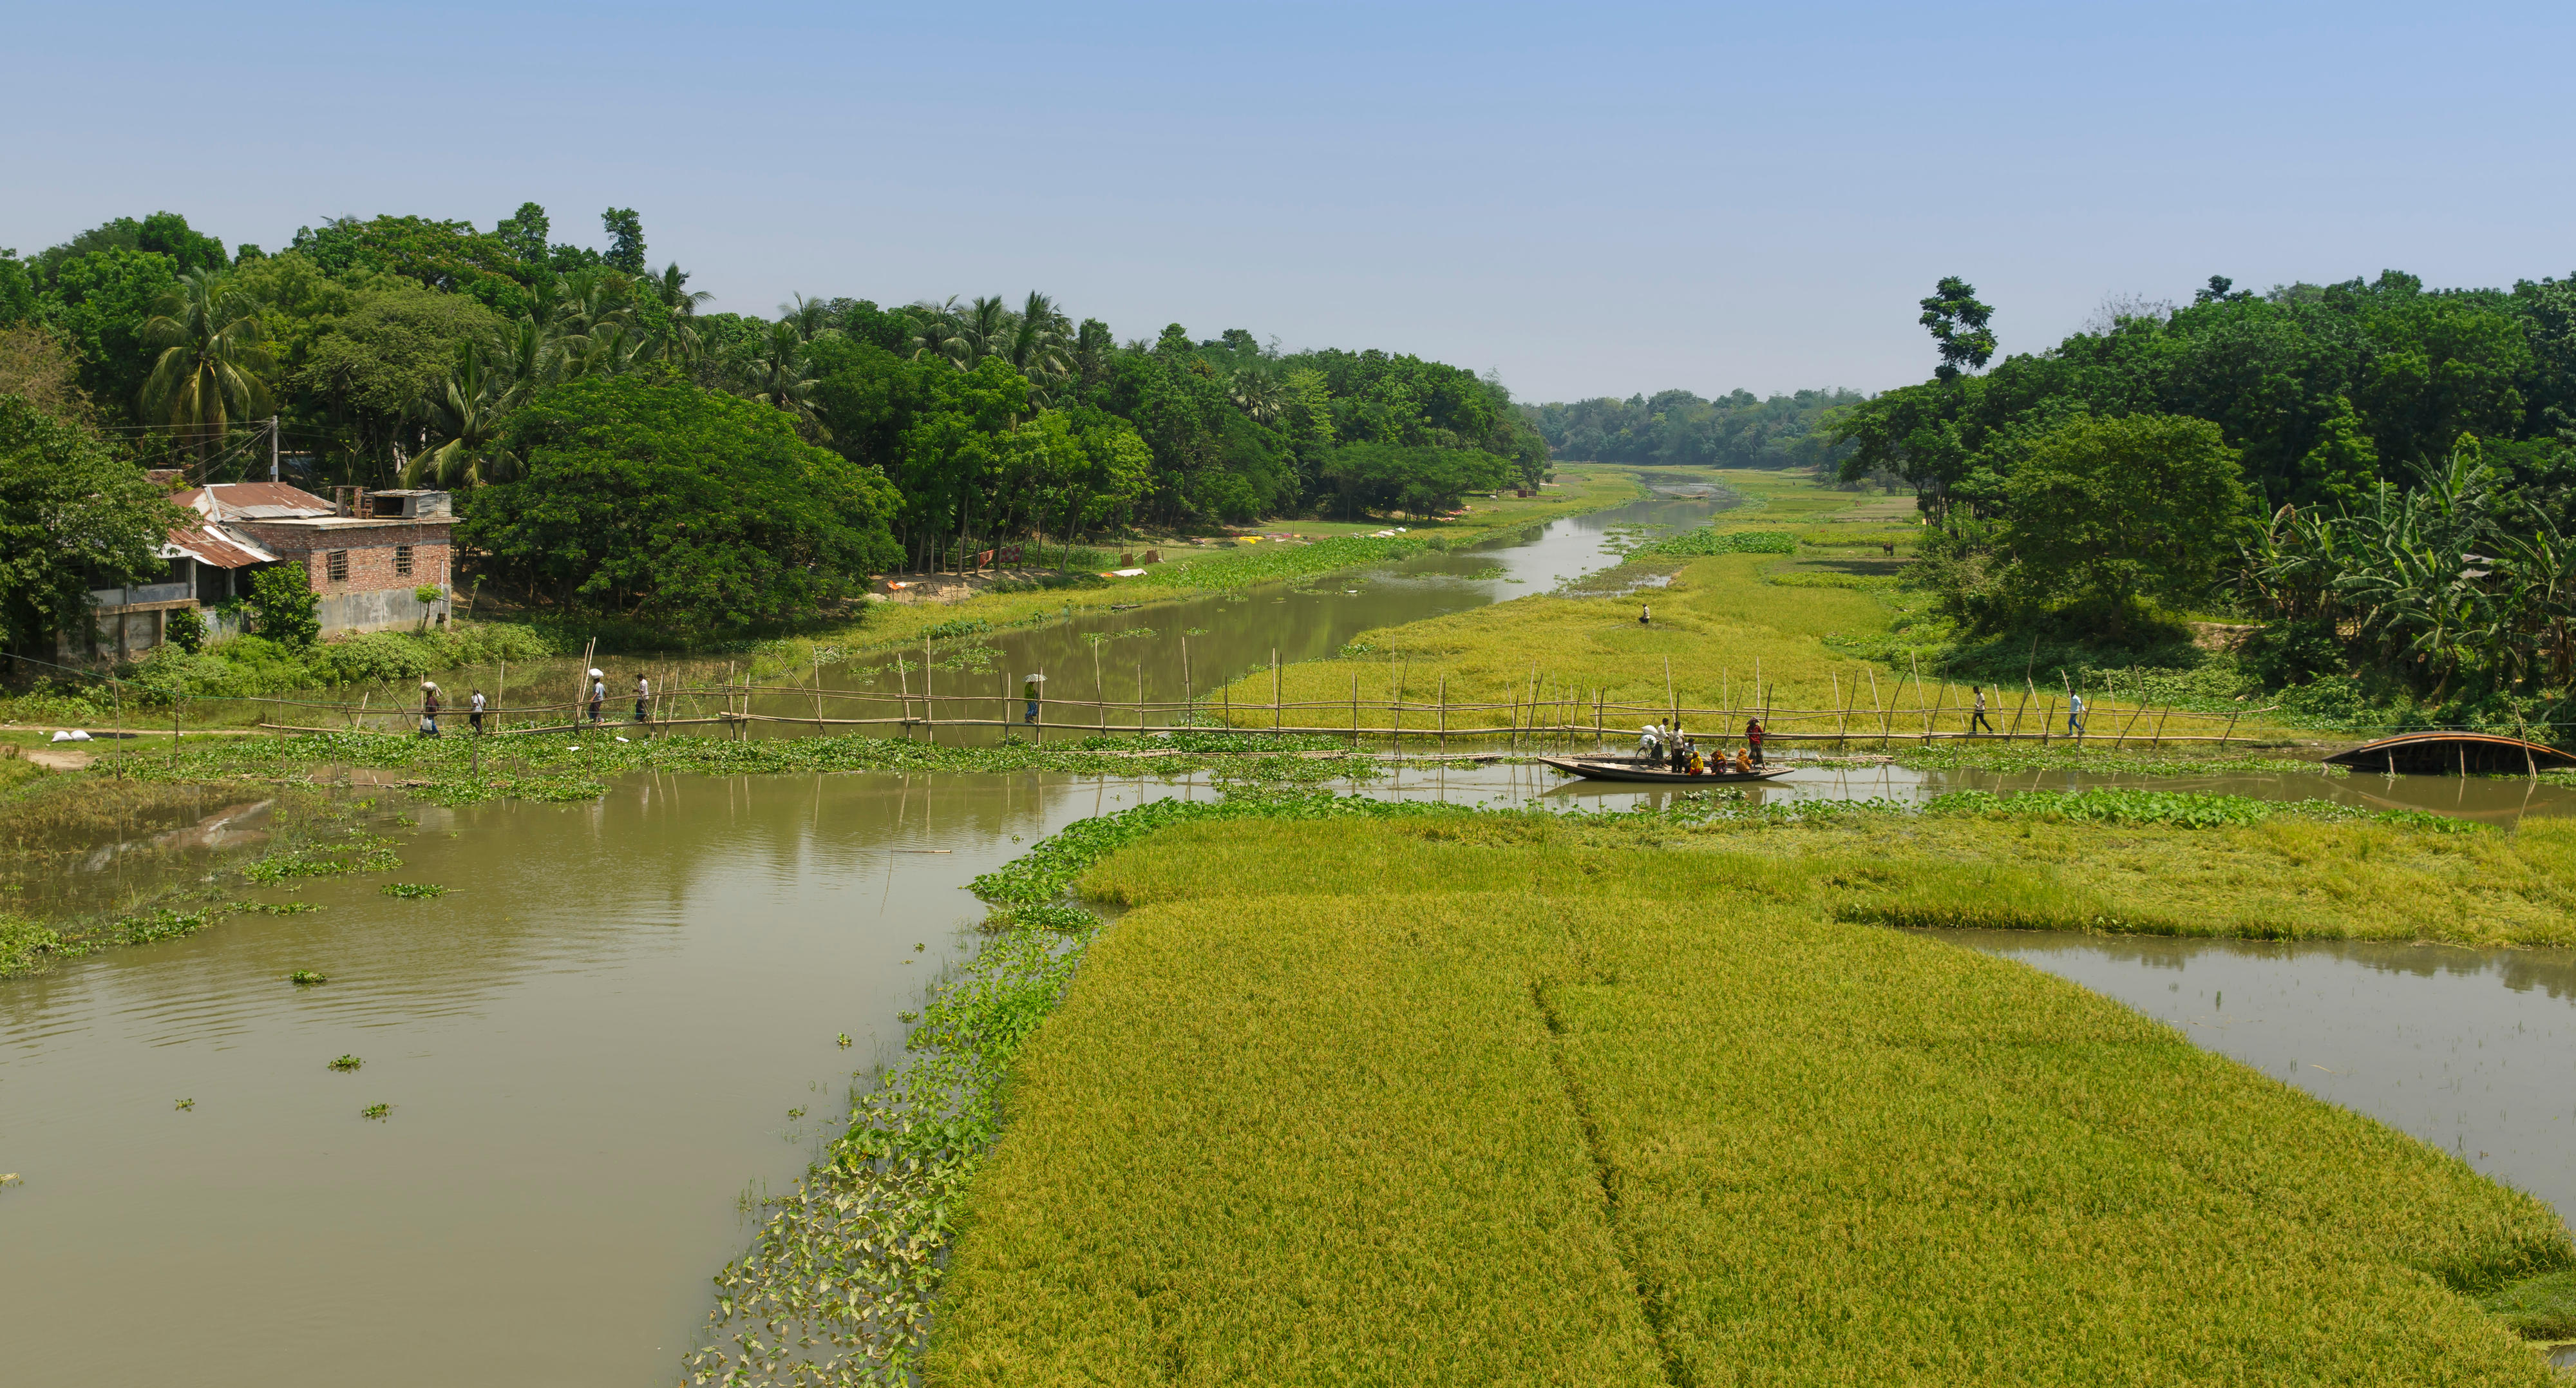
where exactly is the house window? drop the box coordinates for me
[326,550,350,583]
[395,545,414,577]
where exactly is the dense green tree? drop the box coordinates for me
[0,251,35,325]
[495,203,551,268]
[1919,276,1997,383]
[600,208,647,274]
[289,216,531,314]
[462,377,901,628]
[406,339,524,488]
[34,246,178,419]
[1321,443,1511,520]
[298,280,506,482]
[1989,414,2252,634]
[0,395,184,658]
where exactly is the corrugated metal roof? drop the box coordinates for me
[166,518,278,569]
[179,482,337,520]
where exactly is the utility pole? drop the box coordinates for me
[270,415,280,482]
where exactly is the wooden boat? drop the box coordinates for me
[1537,756,1794,784]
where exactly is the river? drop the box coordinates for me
[5,489,2571,1384]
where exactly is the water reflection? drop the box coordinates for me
[1931,930,2576,1231]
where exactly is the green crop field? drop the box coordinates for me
[931,812,2575,1385]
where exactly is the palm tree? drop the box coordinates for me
[778,293,834,343]
[738,319,829,439]
[906,300,969,368]
[1230,365,1283,423]
[407,339,523,488]
[956,295,1010,366]
[140,267,274,478]
[650,262,712,318]
[1001,291,1072,396]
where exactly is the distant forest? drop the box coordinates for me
[1519,388,1863,473]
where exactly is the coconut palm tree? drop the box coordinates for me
[907,300,969,368]
[1229,365,1283,424]
[738,319,829,439]
[956,295,1010,366]
[408,339,524,488]
[140,267,274,478]
[650,262,712,318]
[1000,291,1071,397]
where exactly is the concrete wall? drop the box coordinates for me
[317,586,454,635]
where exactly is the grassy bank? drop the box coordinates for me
[927,804,2575,1383]
[750,463,1653,669]
[1210,469,2322,756]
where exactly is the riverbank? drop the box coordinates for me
[915,798,2573,1382]
[1205,469,2334,761]
[674,788,2576,1383]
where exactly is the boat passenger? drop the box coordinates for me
[1734,748,1753,774]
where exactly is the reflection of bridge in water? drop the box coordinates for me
[2324,732,2576,776]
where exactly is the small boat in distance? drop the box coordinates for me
[1537,756,1794,785]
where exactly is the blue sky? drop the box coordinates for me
[5,2,2571,403]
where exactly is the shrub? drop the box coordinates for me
[246,564,319,648]
[164,606,207,653]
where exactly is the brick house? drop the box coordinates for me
[61,482,457,662]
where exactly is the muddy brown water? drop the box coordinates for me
[8,492,2575,1382]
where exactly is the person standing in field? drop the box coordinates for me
[587,669,605,725]
[1639,602,1651,626]
[1969,685,1996,734]
[418,681,441,737]
[469,689,486,736]
[2067,690,2086,735]
[1745,717,1765,765]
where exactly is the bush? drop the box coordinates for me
[246,565,319,648]
[164,606,206,653]
[2238,618,2345,687]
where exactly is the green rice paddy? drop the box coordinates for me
[927,805,2576,1384]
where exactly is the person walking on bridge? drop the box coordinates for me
[1023,673,1044,725]
[1969,685,1996,735]
[2067,690,2087,736]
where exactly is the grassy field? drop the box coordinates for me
[929,809,2575,1384]
[1208,469,2315,751]
[790,464,1651,661]
[1081,802,2576,948]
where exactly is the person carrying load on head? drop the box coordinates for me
[1637,723,1662,763]
[587,669,606,725]
[418,681,441,737]
[1023,673,1045,725]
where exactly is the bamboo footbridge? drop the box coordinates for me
[218,658,2282,757]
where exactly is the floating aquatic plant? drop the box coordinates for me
[360,1103,390,1120]
[379,882,449,898]
[287,970,327,986]
[175,1098,194,1111]
[328,1054,362,1072]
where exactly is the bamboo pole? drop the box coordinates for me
[1182,636,1192,728]
[1908,652,1929,739]
[1866,666,1887,750]
[1271,650,1280,731]
[1350,670,1360,746]
[1139,664,1147,734]
[923,638,936,745]
[1831,673,1845,752]
[2114,667,2149,748]
[1438,675,1448,753]
[1094,640,1106,734]
[2011,678,2033,741]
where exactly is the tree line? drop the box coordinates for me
[1837,272,2576,714]
[0,206,1549,636]
[1520,388,1862,473]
